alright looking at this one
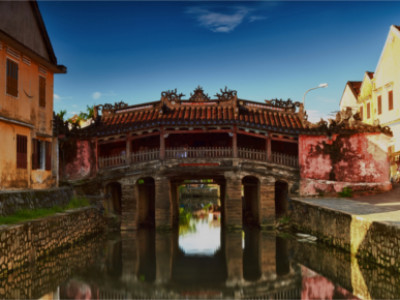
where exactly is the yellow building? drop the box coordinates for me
[340,25,400,177]
[0,1,66,189]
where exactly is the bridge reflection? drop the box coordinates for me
[61,229,302,299]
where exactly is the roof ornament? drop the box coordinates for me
[305,107,392,136]
[99,101,128,113]
[161,89,184,103]
[189,86,211,102]
[215,86,237,101]
[265,98,301,112]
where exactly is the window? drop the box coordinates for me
[359,106,363,121]
[16,135,27,169]
[39,76,46,107]
[367,102,371,119]
[377,96,382,115]
[32,139,51,170]
[6,59,18,97]
[388,90,393,111]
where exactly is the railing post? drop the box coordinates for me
[232,126,238,158]
[160,128,165,160]
[126,137,131,164]
[266,136,271,162]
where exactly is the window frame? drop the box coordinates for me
[39,76,46,107]
[16,135,27,169]
[6,58,18,97]
[388,90,393,111]
[377,95,382,115]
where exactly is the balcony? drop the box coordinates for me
[98,147,298,170]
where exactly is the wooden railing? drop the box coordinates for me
[98,154,126,169]
[131,148,159,162]
[98,147,298,169]
[165,147,233,159]
[271,152,299,167]
[238,148,267,161]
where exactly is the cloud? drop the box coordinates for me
[54,94,60,101]
[249,15,268,23]
[186,7,252,33]
[92,91,102,100]
[306,110,330,123]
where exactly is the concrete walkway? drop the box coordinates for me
[293,184,400,227]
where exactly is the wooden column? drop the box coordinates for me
[266,135,272,162]
[159,127,166,160]
[126,137,131,164]
[232,126,238,158]
[223,172,242,229]
[155,177,172,229]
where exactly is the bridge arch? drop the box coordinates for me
[137,177,156,228]
[275,180,289,218]
[105,182,122,215]
[242,176,260,227]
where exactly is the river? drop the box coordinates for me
[1,212,399,299]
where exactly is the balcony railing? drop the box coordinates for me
[98,147,298,169]
[166,147,233,159]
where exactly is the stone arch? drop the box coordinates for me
[105,182,122,215]
[275,180,289,218]
[242,176,260,227]
[137,177,156,228]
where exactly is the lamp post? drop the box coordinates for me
[302,83,328,107]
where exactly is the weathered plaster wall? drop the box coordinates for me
[62,139,95,180]
[0,207,105,277]
[0,187,72,216]
[299,133,391,195]
[291,199,400,273]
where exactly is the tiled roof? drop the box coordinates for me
[83,96,306,137]
[347,81,362,97]
[366,71,374,80]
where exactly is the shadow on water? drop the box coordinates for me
[1,219,400,299]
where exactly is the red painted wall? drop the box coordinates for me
[62,139,95,180]
[299,132,391,195]
[299,133,390,183]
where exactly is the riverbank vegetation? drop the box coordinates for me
[0,196,90,225]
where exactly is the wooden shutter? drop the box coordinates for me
[6,59,18,97]
[360,106,363,121]
[388,90,393,111]
[45,141,51,170]
[39,76,46,107]
[16,135,27,169]
[32,139,39,170]
[367,102,370,119]
[378,96,382,115]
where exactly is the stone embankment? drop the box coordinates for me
[0,232,107,299]
[0,187,73,216]
[291,193,400,272]
[0,207,105,277]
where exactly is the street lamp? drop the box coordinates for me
[302,83,328,107]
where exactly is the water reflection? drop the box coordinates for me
[1,218,400,299]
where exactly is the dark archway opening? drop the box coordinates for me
[275,180,289,218]
[137,177,155,228]
[105,182,122,215]
[243,227,262,281]
[242,176,260,227]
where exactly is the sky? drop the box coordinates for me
[38,1,400,122]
